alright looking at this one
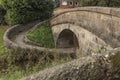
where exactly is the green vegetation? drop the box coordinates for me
[0,55,72,80]
[0,0,120,25]
[0,26,9,55]
[27,21,55,48]
[78,0,120,7]
[0,0,54,25]
[109,51,120,80]
[0,6,6,25]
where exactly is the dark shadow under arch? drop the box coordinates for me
[56,29,79,48]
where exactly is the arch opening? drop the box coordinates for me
[56,29,79,48]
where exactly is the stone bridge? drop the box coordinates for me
[4,7,120,56]
[3,7,120,80]
[51,7,120,55]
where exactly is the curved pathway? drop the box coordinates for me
[14,32,27,48]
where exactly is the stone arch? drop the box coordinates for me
[52,23,111,55]
[56,29,79,48]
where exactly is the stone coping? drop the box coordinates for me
[53,7,120,18]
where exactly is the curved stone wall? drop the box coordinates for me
[51,7,120,48]
[3,21,40,51]
[3,21,75,59]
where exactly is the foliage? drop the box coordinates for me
[78,0,120,7]
[27,21,55,48]
[0,49,73,80]
[0,26,9,55]
[109,51,120,80]
[107,0,120,7]
[0,6,6,25]
[110,51,120,69]
[0,0,54,25]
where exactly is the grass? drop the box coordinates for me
[0,25,9,55]
[27,21,55,48]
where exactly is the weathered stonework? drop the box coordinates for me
[20,55,112,80]
[51,7,120,48]
[52,23,112,55]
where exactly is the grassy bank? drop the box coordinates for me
[0,26,9,55]
[27,21,55,48]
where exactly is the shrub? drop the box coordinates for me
[78,0,120,7]
[0,6,6,25]
[109,51,120,80]
[108,0,120,7]
[0,0,54,25]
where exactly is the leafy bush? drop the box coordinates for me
[0,51,73,80]
[109,51,120,80]
[0,0,54,25]
[78,0,120,7]
[108,0,120,7]
[0,6,6,25]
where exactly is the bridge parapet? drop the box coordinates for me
[51,7,120,48]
